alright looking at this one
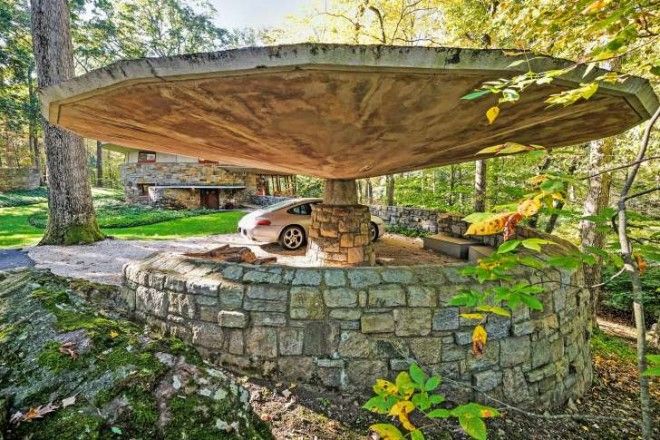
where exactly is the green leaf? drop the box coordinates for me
[111,427,123,435]
[429,394,445,405]
[409,363,427,386]
[424,376,441,391]
[498,239,521,254]
[519,295,544,311]
[458,414,487,440]
[521,238,552,252]
[411,430,426,440]
[363,395,397,414]
[507,59,527,68]
[461,89,491,100]
[476,305,511,317]
[412,392,431,411]
[427,408,451,418]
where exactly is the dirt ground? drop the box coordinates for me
[27,233,461,285]
[237,344,660,440]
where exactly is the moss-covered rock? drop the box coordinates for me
[0,269,272,439]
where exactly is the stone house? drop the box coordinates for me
[106,145,295,209]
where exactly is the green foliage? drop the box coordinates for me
[0,187,48,207]
[642,355,660,377]
[590,329,638,363]
[27,199,216,229]
[600,265,660,322]
[363,363,499,440]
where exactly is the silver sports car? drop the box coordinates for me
[238,198,385,250]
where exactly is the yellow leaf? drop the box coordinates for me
[517,198,541,217]
[582,0,608,14]
[551,192,565,202]
[370,424,405,440]
[373,379,398,396]
[465,212,511,236]
[389,401,416,432]
[476,145,503,155]
[472,325,488,357]
[389,401,415,417]
[486,106,500,124]
[460,313,486,320]
[580,82,599,100]
[109,330,119,339]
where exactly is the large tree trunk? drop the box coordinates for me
[580,138,613,323]
[96,140,103,187]
[474,159,487,212]
[30,0,103,245]
[27,63,43,184]
[385,174,395,206]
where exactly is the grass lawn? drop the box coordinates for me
[0,188,246,248]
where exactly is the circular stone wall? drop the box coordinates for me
[121,252,592,409]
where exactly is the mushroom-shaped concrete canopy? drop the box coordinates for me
[40,44,658,180]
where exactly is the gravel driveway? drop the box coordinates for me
[27,234,258,285]
[27,233,459,286]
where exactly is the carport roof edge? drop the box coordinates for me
[39,44,659,179]
[39,44,659,123]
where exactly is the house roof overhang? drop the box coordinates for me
[41,44,658,179]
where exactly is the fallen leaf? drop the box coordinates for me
[109,330,119,339]
[61,396,76,408]
[11,402,59,425]
[59,342,78,359]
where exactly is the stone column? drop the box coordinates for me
[308,179,375,266]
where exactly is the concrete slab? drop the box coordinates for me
[468,245,494,263]
[423,233,480,260]
[40,44,658,179]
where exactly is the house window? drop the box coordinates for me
[138,151,157,163]
[137,184,153,196]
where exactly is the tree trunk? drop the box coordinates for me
[27,63,43,184]
[96,140,103,187]
[474,159,487,212]
[580,138,613,323]
[30,0,103,245]
[616,107,658,440]
[545,162,577,233]
[367,178,373,204]
[385,174,395,206]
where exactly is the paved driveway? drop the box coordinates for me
[0,249,34,271]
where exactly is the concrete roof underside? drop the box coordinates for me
[41,44,658,179]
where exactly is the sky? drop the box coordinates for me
[208,0,311,29]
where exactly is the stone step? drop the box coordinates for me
[468,245,494,263]
[422,233,480,259]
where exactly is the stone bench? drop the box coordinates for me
[468,245,495,263]
[422,233,480,259]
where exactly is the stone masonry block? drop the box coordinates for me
[368,284,406,307]
[432,307,460,331]
[407,286,436,307]
[361,313,394,333]
[217,310,248,328]
[323,287,358,308]
[290,287,325,319]
[394,308,432,336]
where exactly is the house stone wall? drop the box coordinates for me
[121,162,255,204]
[0,167,40,191]
[121,247,592,409]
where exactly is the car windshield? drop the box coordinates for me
[262,199,300,212]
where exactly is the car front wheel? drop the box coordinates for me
[280,225,306,250]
